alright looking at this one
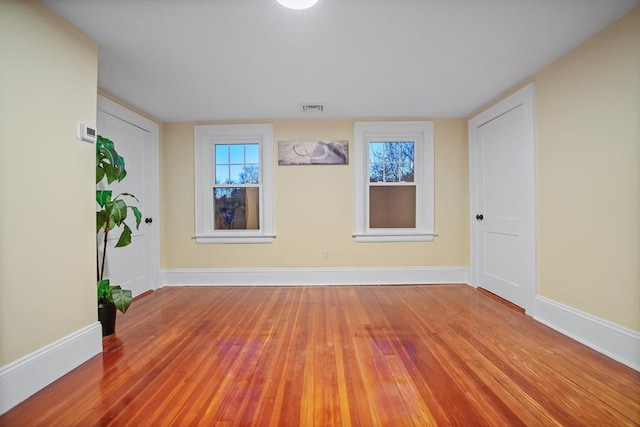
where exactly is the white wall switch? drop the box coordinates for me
[77,122,96,143]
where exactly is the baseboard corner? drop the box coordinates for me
[535,295,640,371]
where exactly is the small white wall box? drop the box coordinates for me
[77,122,97,143]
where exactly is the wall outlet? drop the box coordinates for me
[324,250,331,260]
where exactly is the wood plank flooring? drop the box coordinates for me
[2,285,639,426]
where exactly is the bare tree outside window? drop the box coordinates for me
[239,165,259,184]
[369,141,414,182]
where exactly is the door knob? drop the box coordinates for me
[475,214,484,221]
[145,217,153,224]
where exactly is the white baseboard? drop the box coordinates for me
[0,322,102,415]
[162,266,470,287]
[535,296,640,371]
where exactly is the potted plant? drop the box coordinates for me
[96,135,141,336]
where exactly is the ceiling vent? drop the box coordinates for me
[300,103,325,113]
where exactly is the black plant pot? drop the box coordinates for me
[98,302,117,337]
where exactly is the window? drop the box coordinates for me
[195,124,275,243]
[353,121,434,242]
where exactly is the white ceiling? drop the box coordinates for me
[43,0,638,122]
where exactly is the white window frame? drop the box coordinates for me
[194,124,275,244]
[353,121,435,243]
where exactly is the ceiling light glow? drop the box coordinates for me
[276,0,319,10]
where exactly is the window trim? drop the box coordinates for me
[194,124,275,244]
[353,121,435,243]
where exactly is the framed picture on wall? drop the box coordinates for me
[278,140,349,165]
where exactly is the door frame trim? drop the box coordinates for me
[468,83,537,314]
[97,95,161,294]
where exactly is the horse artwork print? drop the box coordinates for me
[278,140,349,166]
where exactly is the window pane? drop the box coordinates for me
[215,145,229,164]
[242,164,260,184]
[370,161,383,181]
[245,144,259,164]
[384,162,399,182]
[369,185,416,228]
[214,187,260,230]
[400,162,414,182]
[386,142,399,160]
[370,163,383,182]
[229,165,244,184]
[370,142,384,160]
[400,142,414,163]
[215,165,229,184]
[230,145,244,164]
[369,142,384,182]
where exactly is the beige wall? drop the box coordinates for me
[0,0,98,365]
[535,7,640,331]
[161,119,469,269]
[477,8,639,330]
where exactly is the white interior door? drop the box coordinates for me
[97,96,160,298]
[469,84,536,313]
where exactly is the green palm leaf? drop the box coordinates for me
[114,223,132,247]
[110,199,128,225]
[96,190,112,207]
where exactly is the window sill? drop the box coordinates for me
[352,232,436,243]
[195,234,276,244]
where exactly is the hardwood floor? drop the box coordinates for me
[2,285,639,426]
